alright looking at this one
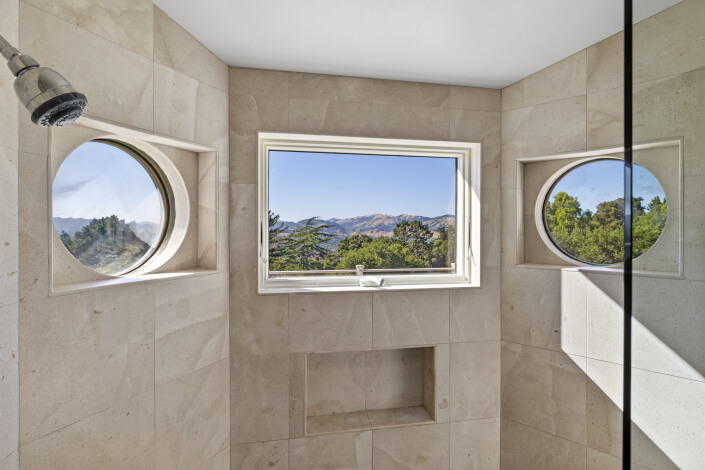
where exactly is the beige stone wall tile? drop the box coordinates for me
[0,0,18,153]
[156,359,230,470]
[587,32,624,94]
[230,353,289,443]
[195,83,229,180]
[154,272,229,386]
[17,117,47,157]
[449,418,500,470]
[633,0,705,83]
[19,283,155,443]
[205,447,230,470]
[372,290,449,348]
[289,73,373,102]
[450,342,500,421]
[482,189,502,268]
[372,423,449,469]
[0,303,18,464]
[20,2,154,130]
[433,343,450,423]
[586,359,622,459]
[0,147,18,308]
[501,268,563,352]
[230,67,289,97]
[154,64,199,141]
[230,94,289,136]
[587,448,621,470]
[364,104,450,141]
[449,109,501,190]
[289,354,306,439]
[586,273,623,364]
[450,86,501,112]
[289,293,372,353]
[17,157,49,305]
[502,51,586,111]
[366,406,433,429]
[20,391,155,470]
[0,449,18,470]
[500,419,586,470]
[306,351,366,417]
[587,87,624,150]
[307,410,372,435]
[631,368,705,469]
[289,431,372,470]
[501,342,587,444]
[500,189,517,267]
[501,96,587,161]
[154,7,227,92]
[229,183,257,272]
[22,0,154,59]
[373,79,450,108]
[229,133,257,185]
[230,272,288,355]
[231,440,288,470]
[365,348,424,411]
[632,277,705,380]
[449,268,501,343]
[682,176,705,280]
[288,98,372,136]
[560,270,588,358]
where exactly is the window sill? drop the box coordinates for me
[258,280,480,295]
[515,263,684,279]
[50,268,221,297]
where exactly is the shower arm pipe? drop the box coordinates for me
[0,33,40,77]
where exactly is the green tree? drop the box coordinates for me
[277,217,334,271]
[392,219,434,264]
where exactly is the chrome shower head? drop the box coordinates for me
[1,33,87,127]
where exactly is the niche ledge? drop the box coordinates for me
[306,406,434,436]
[298,346,446,437]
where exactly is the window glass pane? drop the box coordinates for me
[543,159,667,265]
[53,141,165,275]
[268,151,457,274]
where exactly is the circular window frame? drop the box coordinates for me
[52,136,190,278]
[535,156,625,267]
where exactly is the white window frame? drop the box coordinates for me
[257,132,481,294]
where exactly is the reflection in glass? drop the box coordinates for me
[543,159,667,265]
[53,141,165,274]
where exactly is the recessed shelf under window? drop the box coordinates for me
[304,346,437,436]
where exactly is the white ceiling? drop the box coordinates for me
[153,0,682,89]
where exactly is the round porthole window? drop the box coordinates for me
[52,140,170,275]
[541,159,668,266]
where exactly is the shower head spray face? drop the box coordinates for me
[1,33,87,127]
[15,66,88,126]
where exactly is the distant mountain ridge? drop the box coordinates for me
[279,213,455,241]
[53,217,160,244]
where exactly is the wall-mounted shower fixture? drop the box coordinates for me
[1,33,87,127]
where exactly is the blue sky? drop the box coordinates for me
[549,160,666,213]
[53,142,162,224]
[269,151,457,221]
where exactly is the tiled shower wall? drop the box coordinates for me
[500,1,705,468]
[5,2,230,469]
[228,69,503,468]
[0,0,19,468]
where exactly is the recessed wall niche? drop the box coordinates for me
[514,139,683,276]
[49,116,221,292]
[289,346,447,437]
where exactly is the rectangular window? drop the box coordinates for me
[257,133,481,293]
